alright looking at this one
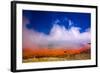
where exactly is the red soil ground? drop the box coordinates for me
[23,44,90,59]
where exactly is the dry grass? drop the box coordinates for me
[23,52,91,63]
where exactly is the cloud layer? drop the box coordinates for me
[22,17,91,49]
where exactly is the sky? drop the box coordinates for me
[23,10,91,34]
[22,10,91,49]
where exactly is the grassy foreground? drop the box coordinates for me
[23,52,91,63]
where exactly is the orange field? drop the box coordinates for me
[22,44,91,63]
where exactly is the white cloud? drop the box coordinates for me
[23,18,91,49]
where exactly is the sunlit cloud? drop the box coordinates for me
[23,17,91,49]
